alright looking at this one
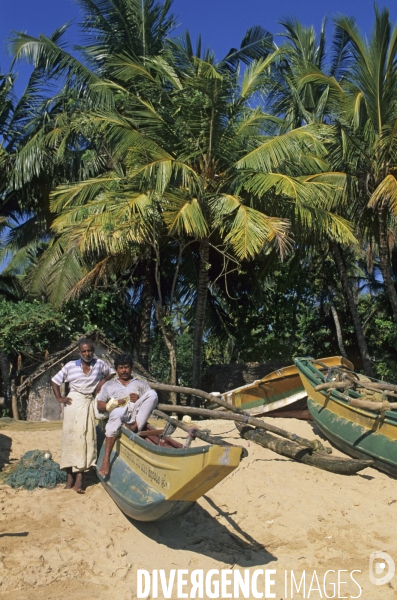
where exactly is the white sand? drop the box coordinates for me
[0,418,396,599]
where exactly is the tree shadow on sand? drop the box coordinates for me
[129,495,276,567]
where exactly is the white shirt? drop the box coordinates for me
[96,377,150,401]
[52,358,115,395]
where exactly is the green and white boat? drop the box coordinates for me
[294,357,397,477]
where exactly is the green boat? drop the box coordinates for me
[294,357,397,477]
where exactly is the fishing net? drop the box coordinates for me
[5,450,67,490]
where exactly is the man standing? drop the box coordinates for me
[96,353,158,477]
[52,338,115,493]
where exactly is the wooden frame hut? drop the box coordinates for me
[17,331,155,421]
[201,360,290,394]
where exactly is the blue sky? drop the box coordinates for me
[1,0,397,95]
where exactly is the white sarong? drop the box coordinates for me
[60,391,97,472]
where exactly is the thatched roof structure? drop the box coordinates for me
[17,330,156,421]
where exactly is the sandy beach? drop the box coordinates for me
[0,417,396,599]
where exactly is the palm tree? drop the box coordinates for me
[24,36,355,391]
[298,8,397,325]
[268,17,329,130]
[9,3,356,389]
[265,17,377,375]
[3,1,178,363]
[338,8,397,325]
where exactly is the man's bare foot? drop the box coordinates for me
[98,462,110,477]
[64,470,75,489]
[98,435,117,478]
[72,472,84,493]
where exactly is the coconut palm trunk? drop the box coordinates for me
[329,301,348,359]
[139,258,153,370]
[378,205,397,322]
[331,243,374,376]
[191,240,210,394]
[153,300,178,404]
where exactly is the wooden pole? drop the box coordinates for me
[315,378,397,396]
[150,382,330,452]
[156,404,328,452]
[238,425,372,474]
[315,381,354,392]
[138,429,165,438]
[10,379,19,420]
[345,378,397,394]
[153,409,246,452]
[348,398,397,411]
[148,382,246,413]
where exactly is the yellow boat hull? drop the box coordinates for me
[96,425,242,521]
[210,356,353,417]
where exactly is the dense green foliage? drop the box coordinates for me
[0,299,67,354]
[0,290,139,355]
[1,1,397,408]
[63,289,140,350]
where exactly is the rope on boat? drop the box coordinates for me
[161,421,176,441]
[314,376,397,412]
[183,428,197,448]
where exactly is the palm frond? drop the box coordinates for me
[9,31,114,109]
[221,26,274,71]
[211,194,291,260]
[162,194,208,238]
[235,125,327,171]
[368,174,397,215]
[241,50,280,98]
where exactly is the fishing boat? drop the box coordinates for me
[208,356,353,419]
[294,357,397,477]
[96,424,243,522]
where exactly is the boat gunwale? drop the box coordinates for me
[120,425,215,457]
[294,358,397,424]
[223,356,354,397]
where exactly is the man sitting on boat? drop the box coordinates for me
[97,353,158,477]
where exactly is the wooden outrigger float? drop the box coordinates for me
[207,356,354,419]
[96,423,243,522]
[294,357,397,477]
[154,403,373,476]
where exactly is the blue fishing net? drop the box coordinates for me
[6,450,67,490]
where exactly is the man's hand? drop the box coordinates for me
[52,381,72,406]
[118,399,127,405]
[94,373,115,395]
[58,396,73,406]
[129,393,139,403]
